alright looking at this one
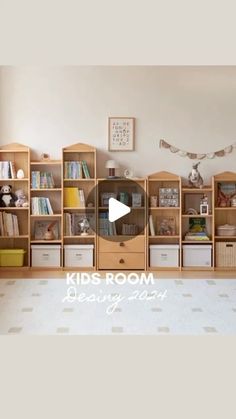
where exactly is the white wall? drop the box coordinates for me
[0,66,236,181]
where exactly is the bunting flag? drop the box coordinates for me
[159,139,236,160]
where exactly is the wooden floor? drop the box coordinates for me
[0,269,236,279]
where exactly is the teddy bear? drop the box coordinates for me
[15,189,29,207]
[0,185,17,207]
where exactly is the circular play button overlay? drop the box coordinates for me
[85,178,148,242]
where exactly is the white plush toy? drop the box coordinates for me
[15,189,29,207]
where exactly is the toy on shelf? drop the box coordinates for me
[15,189,29,207]
[0,185,17,207]
[188,162,203,188]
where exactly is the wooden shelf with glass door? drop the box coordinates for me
[96,177,147,270]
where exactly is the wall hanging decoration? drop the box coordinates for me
[109,117,135,151]
[159,139,236,160]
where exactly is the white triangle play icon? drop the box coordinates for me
[108,197,131,222]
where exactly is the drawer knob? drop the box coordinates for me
[119,242,125,247]
[119,258,125,264]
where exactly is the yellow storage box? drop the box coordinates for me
[0,249,26,267]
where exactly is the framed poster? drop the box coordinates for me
[108,117,135,151]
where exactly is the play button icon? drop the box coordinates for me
[108,198,131,222]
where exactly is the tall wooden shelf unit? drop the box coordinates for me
[97,178,147,270]
[0,143,30,269]
[62,143,97,270]
[30,159,63,267]
[147,171,182,271]
[181,181,214,271]
[213,171,236,270]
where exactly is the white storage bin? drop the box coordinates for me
[64,244,94,268]
[217,224,236,236]
[31,245,61,267]
[150,245,179,268]
[183,245,212,267]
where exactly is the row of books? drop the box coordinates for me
[31,197,54,215]
[184,218,210,241]
[0,212,19,236]
[122,223,138,235]
[64,188,85,207]
[64,161,91,179]
[99,212,116,236]
[64,212,94,236]
[0,161,16,179]
[31,171,55,189]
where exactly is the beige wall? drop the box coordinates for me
[0,66,236,181]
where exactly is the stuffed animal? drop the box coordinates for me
[188,162,204,188]
[0,185,17,207]
[15,189,29,207]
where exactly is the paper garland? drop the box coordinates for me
[159,139,236,160]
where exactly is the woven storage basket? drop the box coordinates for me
[216,242,236,267]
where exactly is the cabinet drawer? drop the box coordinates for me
[98,236,145,253]
[98,252,145,270]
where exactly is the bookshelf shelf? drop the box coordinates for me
[30,240,62,244]
[150,207,180,210]
[30,214,62,218]
[31,188,62,192]
[215,207,236,210]
[149,235,180,239]
[64,235,95,239]
[182,187,212,193]
[0,207,29,211]
[63,207,89,210]
[182,214,212,218]
[31,160,62,166]
[0,235,29,239]
[215,235,236,239]
[182,240,213,244]
[63,178,95,182]
[0,178,29,182]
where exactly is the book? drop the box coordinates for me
[149,214,155,236]
[31,197,54,215]
[31,171,55,189]
[64,187,85,207]
[0,161,13,179]
[184,217,209,241]
[81,160,91,178]
[0,212,19,236]
[132,193,142,207]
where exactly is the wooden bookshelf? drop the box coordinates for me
[30,159,63,266]
[0,143,30,268]
[181,180,214,270]
[62,143,97,269]
[96,178,147,270]
[147,171,181,271]
[213,171,236,269]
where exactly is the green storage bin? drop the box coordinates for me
[0,249,26,267]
